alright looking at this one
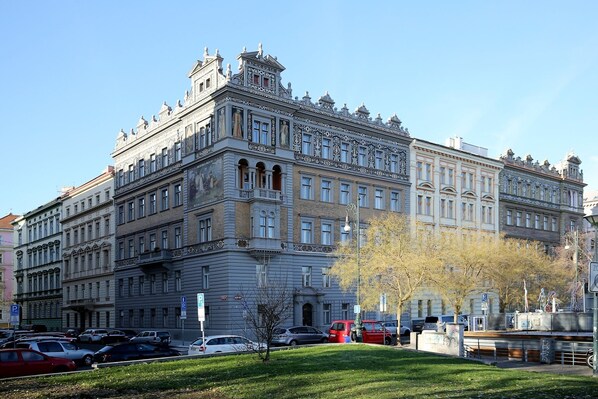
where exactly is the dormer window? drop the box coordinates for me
[199,82,204,92]
[205,78,211,89]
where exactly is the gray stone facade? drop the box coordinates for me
[111,46,412,340]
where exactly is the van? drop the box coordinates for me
[328,320,391,345]
[422,315,469,331]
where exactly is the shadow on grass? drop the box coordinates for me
[2,346,598,398]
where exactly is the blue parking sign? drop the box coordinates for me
[10,304,20,325]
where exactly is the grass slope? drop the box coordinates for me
[1,345,596,399]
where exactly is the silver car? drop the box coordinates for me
[15,340,95,366]
[272,326,329,346]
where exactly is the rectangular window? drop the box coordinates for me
[128,239,135,258]
[440,166,446,185]
[425,196,432,216]
[535,214,540,229]
[552,217,557,232]
[389,154,398,173]
[162,272,168,293]
[161,188,169,211]
[321,179,332,202]
[507,210,513,225]
[174,227,182,248]
[138,236,145,254]
[175,141,182,162]
[543,216,549,230]
[525,213,531,228]
[149,233,156,251]
[302,133,313,155]
[202,266,209,289]
[148,193,157,214]
[128,277,134,297]
[375,150,383,169]
[322,267,331,288]
[390,191,401,212]
[340,223,349,243]
[340,142,350,163]
[138,159,145,178]
[256,264,267,287]
[150,153,156,173]
[162,308,168,327]
[127,201,135,223]
[425,163,432,181]
[162,148,168,168]
[138,197,145,218]
[358,146,367,166]
[322,138,331,159]
[417,161,423,180]
[150,274,156,294]
[301,221,313,244]
[417,195,423,215]
[301,176,313,200]
[374,189,384,210]
[358,186,368,207]
[302,266,312,287]
[139,276,145,295]
[161,230,168,249]
[175,271,181,292]
[174,184,182,206]
[341,303,349,320]
[252,119,270,145]
[516,211,522,227]
[118,206,124,225]
[340,183,350,205]
[321,222,332,245]
[199,217,212,242]
[323,304,331,325]
[128,164,134,183]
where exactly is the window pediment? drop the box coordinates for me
[462,190,477,199]
[482,194,495,201]
[417,182,435,191]
[440,186,457,195]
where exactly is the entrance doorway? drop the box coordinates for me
[302,303,313,326]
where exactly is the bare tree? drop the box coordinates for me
[240,278,294,362]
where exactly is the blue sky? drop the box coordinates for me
[1,1,597,215]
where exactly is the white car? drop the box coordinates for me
[188,335,259,355]
[378,321,411,336]
[78,329,110,343]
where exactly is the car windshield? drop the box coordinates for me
[273,328,286,334]
[190,338,203,346]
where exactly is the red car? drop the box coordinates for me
[0,348,77,378]
[328,320,392,345]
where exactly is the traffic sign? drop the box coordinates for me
[197,293,205,322]
[590,262,598,293]
[10,304,20,325]
[482,293,488,302]
[181,296,187,320]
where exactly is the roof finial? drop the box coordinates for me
[258,43,263,57]
[204,47,209,59]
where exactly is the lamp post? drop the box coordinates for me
[584,209,598,377]
[344,202,362,342]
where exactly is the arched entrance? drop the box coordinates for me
[302,303,313,326]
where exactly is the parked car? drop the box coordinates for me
[377,320,411,337]
[188,335,259,355]
[15,340,94,366]
[272,326,329,346]
[93,342,181,363]
[410,318,426,333]
[130,331,171,345]
[78,329,110,343]
[0,348,77,377]
[328,320,392,345]
[100,330,130,345]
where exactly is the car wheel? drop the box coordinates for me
[385,337,391,345]
[82,354,93,366]
[321,337,328,343]
[289,340,298,347]
[350,332,357,342]
[587,350,594,369]
[403,329,410,336]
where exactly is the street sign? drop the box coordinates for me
[10,304,19,326]
[590,262,598,293]
[181,296,187,320]
[354,304,361,314]
[482,293,488,303]
[197,293,205,322]
[379,293,387,312]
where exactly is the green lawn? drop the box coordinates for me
[1,345,596,398]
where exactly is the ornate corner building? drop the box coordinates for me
[111,45,412,337]
[498,150,586,253]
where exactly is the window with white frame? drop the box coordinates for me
[149,193,157,214]
[259,211,275,238]
[198,217,212,242]
[301,220,313,244]
[256,264,267,287]
[552,217,557,231]
[543,216,549,230]
[138,236,145,254]
[150,153,156,173]
[340,223,349,243]
[161,230,168,249]
[507,210,513,225]
[174,184,182,206]
[516,211,522,227]
[161,188,169,211]
[321,221,332,245]
[252,118,270,145]
[149,234,156,251]
[174,227,182,248]
[302,133,313,155]
[139,159,145,178]
[300,176,313,200]
[374,188,384,209]
[389,154,398,173]
[302,266,312,287]
[322,138,331,159]
[321,179,332,202]
[128,164,134,183]
[161,147,168,168]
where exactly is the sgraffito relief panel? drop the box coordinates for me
[188,158,223,208]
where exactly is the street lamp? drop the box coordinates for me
[344,202,362,342]
[584,207,598,377]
